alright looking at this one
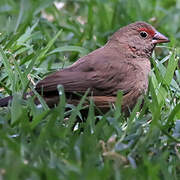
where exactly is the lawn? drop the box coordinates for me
[0,0,180,179]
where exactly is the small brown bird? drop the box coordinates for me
[0,22,170,114]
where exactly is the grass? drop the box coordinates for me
[0,0,180,179]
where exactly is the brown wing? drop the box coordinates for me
[36,47,138,97]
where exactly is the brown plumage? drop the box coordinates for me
[0,21,170,114]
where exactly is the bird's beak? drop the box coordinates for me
[152,31,170,44]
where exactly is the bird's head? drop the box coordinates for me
[110,21,170,58]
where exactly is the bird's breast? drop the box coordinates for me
[135,59,151,93]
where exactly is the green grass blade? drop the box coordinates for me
[0,46,15,90]
[37,29,63,65]
[163,51,178,86]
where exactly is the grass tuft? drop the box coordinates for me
[0,0,180,179]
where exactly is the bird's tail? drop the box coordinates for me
[0,92,33,107]
[0,96,13,107]
[0,92,58,108]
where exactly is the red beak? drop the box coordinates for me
[152,31,170,44]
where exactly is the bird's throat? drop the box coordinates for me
[127,43,155,59]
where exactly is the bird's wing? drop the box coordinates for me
[36,49,138,97]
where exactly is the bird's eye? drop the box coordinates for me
[140,31,148,38]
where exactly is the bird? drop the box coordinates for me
[0,21,170,115]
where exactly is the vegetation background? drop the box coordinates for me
[0,0,180,179]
